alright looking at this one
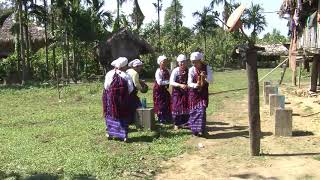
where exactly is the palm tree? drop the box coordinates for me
[210,0,234,24]
[193,7,218,60]
[130,0,144,31]
[18,0,26,84]
[114,0,127,31]
[243,3,267,41]
[152,0,162,52]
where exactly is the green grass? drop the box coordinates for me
[0,68,296,179]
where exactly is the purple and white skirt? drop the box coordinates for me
[106,117,128,139]
[188,107,206,134]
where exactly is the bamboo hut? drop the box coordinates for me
[279,0,320,91]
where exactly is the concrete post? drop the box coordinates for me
[264,86,278,105]
[275,108,293,136]
[136,108,156,130]
[269,94,285,116]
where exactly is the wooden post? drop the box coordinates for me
[246,48,261,156]
[292,70,297,86]
[269,94,285,116]
[275,108,293,136]
[310,54,319,92]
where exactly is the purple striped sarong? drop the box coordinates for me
[172,68,189,126]
[106,116,128,139]
[188,107,206,134]
[188,64,209,134]
[153,68,172,123]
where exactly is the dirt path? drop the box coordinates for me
[155,85,320,180]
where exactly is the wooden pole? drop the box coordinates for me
[246,47,261,156]
[310,54,319,92]
[298,60,302,88]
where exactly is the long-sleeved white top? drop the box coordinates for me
[155,68,170,85]
[104,69,134,93]
[169,67,187,87]
[187,65,213,89]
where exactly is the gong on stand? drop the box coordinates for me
[225,4,261,156]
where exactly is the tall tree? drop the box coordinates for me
[243,3,267,41]
[114,0,127,32]
[210,0,234,25]
[153,0,162,52]
[130,0,144,31]
[164,0,183,56]
[193,7,218,60]
[18,0,26,84]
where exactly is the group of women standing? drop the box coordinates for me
[153,52,213,136]
[102,51,212,142]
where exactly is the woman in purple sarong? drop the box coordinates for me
[153,55,172,125]
[170,54,189,130]
[187,52,213,137]
[102,57,134,142]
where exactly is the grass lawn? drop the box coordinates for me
[0,68,296,179]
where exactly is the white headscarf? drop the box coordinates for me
[111,57,128,68]
[128,59,144,67]
[157,55,167,65]
[176,54,187,62]
[190,52,203,61]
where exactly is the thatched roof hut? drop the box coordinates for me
[256,44,289,56]
[0,14,46,58]
[96,28,153,69]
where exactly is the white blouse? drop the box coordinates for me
[187,65,213,89]
[155,68,170,85]
[169,67,186,87]
[104,69,134,93]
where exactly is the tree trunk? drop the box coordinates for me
[204,33,207,61]
[174,0,178,55]
[44,0,49,78]
[157,0,161,52]
[14,3,21,78]
[246,47,261,156]
[310,54,319,92]
[19,0,26,85]
[23,0,31,80]
[116,0,120,29]
[65,26,70,83]
[72,36,77,83]
[51,0,57,80]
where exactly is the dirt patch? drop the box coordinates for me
[155,85,320,180]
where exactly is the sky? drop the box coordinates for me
[103,0,289,38]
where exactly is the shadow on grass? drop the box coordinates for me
[72,174,97,180]
[206,121,229,126]
[261,152,320,157]
[205,131,272,139]
[209,87,247,96]
[206,125,248,132]
[230,173,278,180]
[0,171,97,180]
[292,130,314,137]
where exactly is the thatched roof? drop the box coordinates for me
[106,28,153,54]
[256,44,289,56]
[0,14,46,43]
[96,28,153,69]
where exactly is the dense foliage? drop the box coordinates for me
[0,0,288,83]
